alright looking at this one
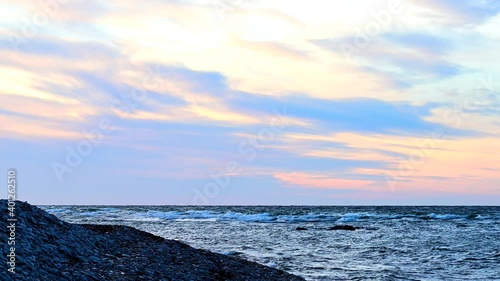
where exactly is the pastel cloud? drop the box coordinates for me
[410,0,500,25]
[274,172,372,190]
[0,0,499,204]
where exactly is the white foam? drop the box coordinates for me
[265,262,277,268]
[45,208,71,214]
[427,213,464,220]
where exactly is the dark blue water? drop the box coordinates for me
[42,206,500,280]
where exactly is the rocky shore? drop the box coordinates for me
[1,200,304,281]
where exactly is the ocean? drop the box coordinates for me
[42,206,500,280]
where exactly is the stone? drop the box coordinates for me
[0,200,305,281]
[327,225,356,231]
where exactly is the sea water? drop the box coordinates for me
[43,206,500,280]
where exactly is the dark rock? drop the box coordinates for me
[327,225,356,231]
[0,200,304,281]
[295,227,308,231]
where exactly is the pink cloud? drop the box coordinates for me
[274,172,371,189]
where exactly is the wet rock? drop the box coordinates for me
[327,225,356,231]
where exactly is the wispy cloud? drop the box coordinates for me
[0,0,499,204]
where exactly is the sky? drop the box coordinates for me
[0,0,499,205]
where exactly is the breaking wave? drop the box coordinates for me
[43,207,496,224]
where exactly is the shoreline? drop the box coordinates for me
[1,200,304,281]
